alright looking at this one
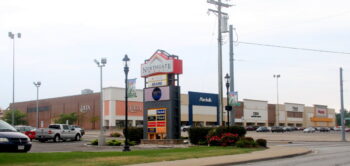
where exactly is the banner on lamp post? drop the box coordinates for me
[127,78,137,98]
[229,91,238,106]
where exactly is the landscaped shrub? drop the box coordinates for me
[107,139,122,146]
[110,132,122,137]
[129,141,137,146]
[188,127,213,145]
[236,138,257,148]
[91,139,98,145]
[208,126,246,138]
[123,127,143,144]
[256,139,267,147]
[207,133,239,146]
[244,137,254,142]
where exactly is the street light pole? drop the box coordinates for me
[224,73,232,127]
[8,32,21,126]
[33,81,41,128]
[273,74,281,126]
[123,54,131,152]
[94,58,107,146]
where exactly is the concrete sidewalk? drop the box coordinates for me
[129,146,311,166]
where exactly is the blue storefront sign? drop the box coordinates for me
[188,91,219,126]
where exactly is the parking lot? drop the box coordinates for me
[26,130,350,153]
[246,130,350,142]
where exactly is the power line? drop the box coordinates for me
[237,41,350,55]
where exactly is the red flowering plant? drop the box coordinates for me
[220,133,239,146]
[208,135,221,146]
[207,133,239,146]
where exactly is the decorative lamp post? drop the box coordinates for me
[94,58,107,146]
[33,81,41,128]
[273,74,281,126]
[123,54,131,152]
[8,32,21,125]
[224,73,232,127]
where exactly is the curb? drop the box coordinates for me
[208,149,312,166]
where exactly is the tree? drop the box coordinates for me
[89,116,99,129]
[54,112,78,125]
[3,110,28,125]
[336,110,350,127]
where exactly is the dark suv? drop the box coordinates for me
[0,120,32,152]
[271,126,284,133]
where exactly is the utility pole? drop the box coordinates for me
[207,0,232,126]
[340,67,346,141]
[229,25,235,126]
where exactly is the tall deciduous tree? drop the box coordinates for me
[3,110,28,125]
[54,112,78,125]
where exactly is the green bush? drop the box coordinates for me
[91,139,98,145]
[107,139,122,146]
[110,132,122,137]
[244,137,254,142]
[208,126,246,138]
[188,127,213,145]
[236,138,256,148]
[123,127,143,144]
[129,141,137,146]
[256,139,267,147]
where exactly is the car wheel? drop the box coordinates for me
[53,135,60,142]
[75,134,81,141]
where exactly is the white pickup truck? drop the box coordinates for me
[36,124,82,142]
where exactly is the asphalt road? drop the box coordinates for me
[235,141,350,166]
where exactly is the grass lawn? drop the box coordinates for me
[0,146,262,166]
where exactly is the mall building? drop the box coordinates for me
[9,87,336,129]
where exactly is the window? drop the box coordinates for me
[63,125,69,130]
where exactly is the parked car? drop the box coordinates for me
[36,124,82,142]
[283,126,292,132]
[333,126,341,131]
[15,125,36,141]
[246,126,259,131]
[303,127,316,133]
[70,125,85,136]
[181,125,191,132]
[271,126,284,133]
[256,126,270,132]
[0,120,32,152]
[319,127,330,132]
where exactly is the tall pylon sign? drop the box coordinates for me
[141,50,183,140]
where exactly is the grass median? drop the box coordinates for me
[0,146,262,166]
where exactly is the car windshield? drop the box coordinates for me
[0,120,17,132]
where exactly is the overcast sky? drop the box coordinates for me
[0,0,349,112]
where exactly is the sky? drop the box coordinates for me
[0,0,349,112]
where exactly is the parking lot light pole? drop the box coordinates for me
[33,81,41,128]
[94,58,107,146]
[123,54,131,152]
[225,73,232,127]
[273,74,281,126]
[8,32,21,125]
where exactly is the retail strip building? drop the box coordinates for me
[10,87,335,129]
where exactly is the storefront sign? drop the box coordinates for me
[251,112,261,118]
[80,105,91,113]
[147,108,167,134]
[199,97,212,103]
[315,105,328,117]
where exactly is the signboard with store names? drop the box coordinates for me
[147,108,167,134]
[146,74,168,88]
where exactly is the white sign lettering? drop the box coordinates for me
[199,97,212,103]
[141,55,174,77]
[80,105,91,113]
